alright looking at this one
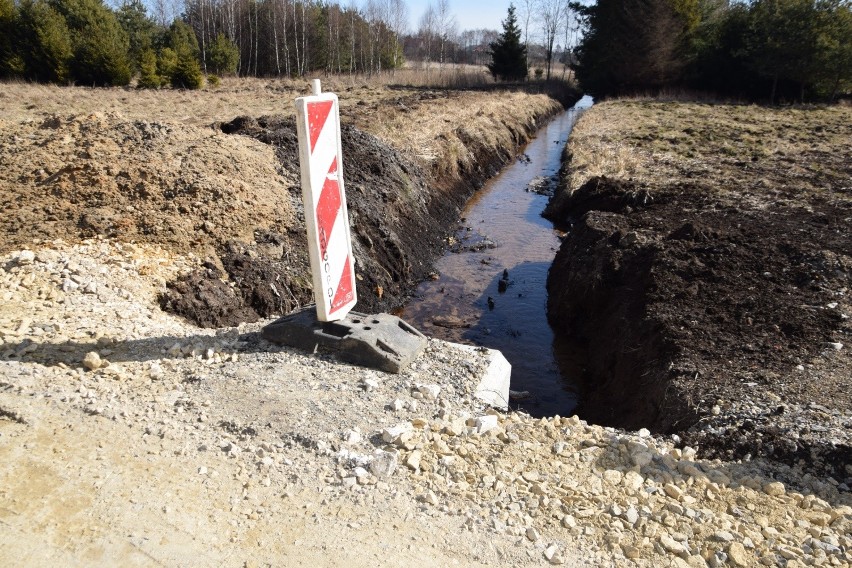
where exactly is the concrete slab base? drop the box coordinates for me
[261,307,427,374]
[450,343,511,411]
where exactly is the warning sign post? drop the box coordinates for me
[295,80,357,322]
[261,80,427,374]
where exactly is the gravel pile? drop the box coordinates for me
[0,240,850,567]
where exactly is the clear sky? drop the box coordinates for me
[406,0,514,33]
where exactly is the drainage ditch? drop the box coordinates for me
[401,97,593,417]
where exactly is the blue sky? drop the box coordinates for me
[406,0,514,33]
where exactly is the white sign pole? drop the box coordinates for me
[295,81,358,322]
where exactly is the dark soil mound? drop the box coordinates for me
[161,115,515,325]
[547,176,852,477]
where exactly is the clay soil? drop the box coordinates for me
[546,100,852,480]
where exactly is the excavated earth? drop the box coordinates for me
[545,101,852,483]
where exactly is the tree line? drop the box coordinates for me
[573,0,852,102]
[0,0,415,87]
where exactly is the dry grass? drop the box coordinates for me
[564,100,852,203]
[0,76,390,126]
[0,76,562,184]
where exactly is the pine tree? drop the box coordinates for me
[137,47,160,88]
[488,4,528,82]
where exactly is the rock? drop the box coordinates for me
[544,545,564,565]
[727,542,749,567]
[416,384,441,400]
[660,534,689,557]
[712,531,735,542]
[342,429,361,445]
[474,415,498,434]
[623,471,644,492]
[362,378,379,392]
[16,250,36,265]
[603,469,623,485]
[762,481,785,497]
[353,467,369,480]
[631,450,654,467]
[622,545,640,559]
[391,399,404,412]
[827,342,843,351]
[552,441,568,455]
[526,527,540,542]
[418,491,439,506]
[83,351,103,371]
[369,451,397,479]
[623,506,639,526]
[521,470,540,483]
[404,450,422,471]
[381,424,413,445]
[664,483,684,500]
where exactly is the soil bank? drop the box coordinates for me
[545,101,852,481]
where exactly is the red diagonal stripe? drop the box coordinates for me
[308,100,334,153]
[331,256,354,312]
[316,157,341,259]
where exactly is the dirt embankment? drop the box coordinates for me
[0,80,572,327]
[545,101,852,480]
[180,88,571,326]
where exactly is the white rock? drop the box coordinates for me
[474,415,498,434]
[83,351,103,371]
[631,451,654,467]
[362,378,380,392]
[603,469,623,485]
[369,450,397,479]
[762,481,785,497]
[381,424,413,445]
[342,429,362,444]
[353,467,369,479]
[418,491,439,506]
[526,527,540,542]
[664,483,684,500]
[417,384,441,400]
[17,250,36,265]
[544,545,564,565]
[391,399,405,412]
[404,450,422,471]
[727,542,749,567]
[827,342,843,351]
[623,471,644,492]
[660,534,688,556]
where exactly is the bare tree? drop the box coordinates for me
[518,0,534,67]
[537,0,567,80]
[385,0,408,72]
[434,0,456,74]
[418,3,436,71]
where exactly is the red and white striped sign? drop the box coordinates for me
[295,83,357,321]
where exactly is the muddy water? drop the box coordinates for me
[402,96,593,416]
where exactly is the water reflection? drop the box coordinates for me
[402,96,592,417]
